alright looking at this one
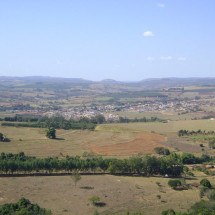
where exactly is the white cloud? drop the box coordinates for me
[146,57,155,61]
[143,31,155,37]
[177,57,186,61]
[160,56,173,60]
[157,3,165,8]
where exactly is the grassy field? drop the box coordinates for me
[1,120,215,214]
[1,119,215,157]
[0,174,207,215]
[97,120,215,134]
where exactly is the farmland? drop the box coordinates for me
[0,173,207,215]
[1,120,215,214]
[1,77,215,214]
[2,119,215,158]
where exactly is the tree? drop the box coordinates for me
[0,198,52,215]
[46,127,56,139]
[71,172,81,187]
[200,179,212,189]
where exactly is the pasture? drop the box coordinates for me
[1,119,215,214]
[0,174,204,215]
[1,119,215,157]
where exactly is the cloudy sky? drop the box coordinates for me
[0,0,214,81]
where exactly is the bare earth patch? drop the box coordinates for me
[90,132,166,156]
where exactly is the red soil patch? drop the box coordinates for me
[91,132,166,156]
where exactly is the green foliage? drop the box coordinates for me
[0,132,10,142]
[168,179,182,189]
[189,200,215,215]
[154,147,170,155]
[2,115,97,130]
[178,129,215,137]
[162,200,215,215]
[118,116,167,123]
[46,127,56,139]
[200,179,212,189]
[162,209,176,215]
[0,198,52,215]
[0,152,184,177]
[89,196,101,206]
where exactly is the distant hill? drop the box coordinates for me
[138,77,215,88]
[0,76,92,83]
[1,76,215,89]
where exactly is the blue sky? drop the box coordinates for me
[0,0,214,81]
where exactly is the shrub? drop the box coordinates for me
[168,179,182,189]
[162,209,176,215]
[0,198,52,214]
[154,147,170,155]
[200,178,212,188]
[89,196,105,207]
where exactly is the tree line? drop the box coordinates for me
[1,114,167,131]
[178,129,215,137]
[118,116,167,123]
[1,115,97,130]
[0,152,187,177]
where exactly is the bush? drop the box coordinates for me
[89,196,100,206]
[200,179,212,188]
[0,198,52,214]
[162,209,176,215]
[154,147,170,155]
[168,179,182,190]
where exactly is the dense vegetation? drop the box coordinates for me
[118,116,167,123]
[178,129,215,137]
[0,198,52,215]
[1,115,167,130]
[0,152,185,177]
[162,200,215,215]
[1,115,97,130]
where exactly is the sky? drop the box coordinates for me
[0,0,215,81]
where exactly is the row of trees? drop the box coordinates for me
[0,152,185,177]
[178,129,215,137]
[118,116,167,123]
[1,114,167,131]
[1,116,96,130]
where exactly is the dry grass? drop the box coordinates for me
[0,175,201,215]
[1,119,215,157]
